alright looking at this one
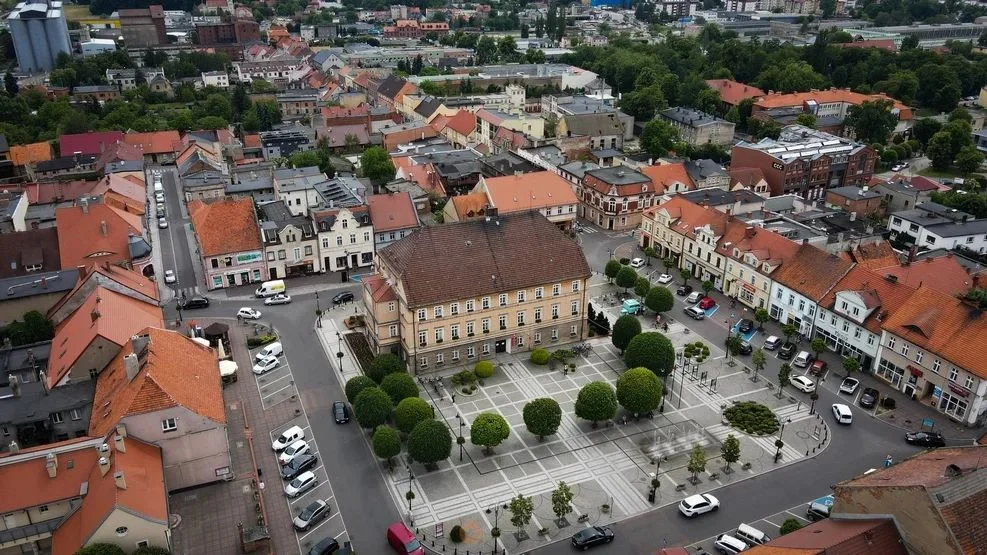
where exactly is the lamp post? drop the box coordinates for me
[774,417,792,463]
[405,464,415,524]
[456,414,465,462]
[489,503,504,554]
[315,291,321,328]
[336,331,344,372]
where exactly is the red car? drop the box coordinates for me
[809,359,828,376]
[698,297,716,310]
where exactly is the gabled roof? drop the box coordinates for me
[363,274,397,303]
[59,131,124,157]
[47,263,159,321]
[54,203,142,269]
[769,243,855,301]
[123,130,182,155]
[94,141,144,172]
[443,110,477,137]
[379,211,591,307]
[0,227,60,278]
[189,198,262,257]
[367,192,420,233]
[91,173,146,205]
[704,79,765,106]
[9,141,54,166]
[820,265,917,335]
[755,88,912,120]
[872,253,976,297]
[727,167,767,189]
[640,163,696,194]
[717,219,800,270]
[745,518,905,554]
[0,438,101,515]
[562,112,624,137]
[377,74,411,101]
[481,171,578,213]
[846,241,899,270]
[450,192,489,219]
[47,287,164,388]
[89,328,226,437]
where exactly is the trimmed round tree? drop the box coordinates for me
[604,259,622,282]
[407,419,452,467]
[616,367,663,415]
[380,372,420,405]
[574,381,617,427]
[624,332,676,378]
[470,412,511,453]
[372,425,401,470]
[345,375,377,404]
[616,266,638,291]
[367,353,405,383]
[395,397,433,434]
[475,360,495,379]
[645,286,673,314]
[612,314,642,354]
[353,387,393,429]
[523,398,562,440]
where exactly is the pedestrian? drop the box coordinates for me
[451,393,456,403]
[885,455,893,468]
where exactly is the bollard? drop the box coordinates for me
[432,540,435,547]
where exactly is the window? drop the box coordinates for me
[419,357,428,368]
[51,412,63,424]
[38,504,49,513]
[571,281,580,292]
[915,351,923,364]
[798,299,805,312]
[901,344,909,357]
[517,311,525,325]
[467,321,475,336]
[516,336,525,347]
[267,251,275,261]
[965,376,975,389]
[161,418,177,432]
[436,353,444,364]
[419,330,427,346]
[552,284,561,296]
[418,309,427,322]
[949,367,959,382]
[467,300,475,312]
[278,250,286,260]
[467,346,476,358]
[841,321,850,333]
[840,300,848,311]
[451,350,460,361]
[482,343,490,355]
[534,332,541,344]
[535,287,544,299]
[571,301,578,315]
[435,328,444,342]
[336,236,344,246]
[867,334,876,346]
[887,337,896,350]
[136,541,149,549]
[115,526,129,537]
[499,294,508,307]
[534,308,542,322]
[350,234,357,244]
[517,291,526,303]
[389,325,398,337]
[434,306,443,318]
[551,328,559,340]
[482,318,490,332]
[451,324,460,339]
[499,315,507,329]
[70,409,81,421]
[552,304,560,318]
[482,297,491,309]
[364,231,370,242]
[570,325,578,336]
[388,302,396,312]
[450,303,459,315]
[932,359,941,374]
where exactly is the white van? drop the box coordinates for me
[735,523,770,545]
[255,279,286,298]
[255,342,283,361]
[272,425,304,451]
[793,350,811,368]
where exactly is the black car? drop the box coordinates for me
[332,291,354,305]
[294,500,331,531]
[571,526,614,550]
[307,537,340,555]
[905,431,946,448]
[181,296,210,309]
[333,401,350,424]
[859,387,879,409]
[737,341,753,355]
[778,342,797,360]
[738,319,755,333]
[676,284,694,296]
[280,453,318,480]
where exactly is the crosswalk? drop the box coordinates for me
[577,226,599,234]
[172,286,201,300]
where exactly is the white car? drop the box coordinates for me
[714,534,749,554]
[155,192,165,203]
[686,291,703,304]
[832,403,853,425]
[237,307,262,319]
[789,375,816,393]
[278,439,311,465]
[678,493,719,517]
[264,293,292,305]
[252,355,279,375]
[839,377,859,395]
[163,270,176,284]
[630,257,646,268]
[284,470,318,497]
[158,217,168,229]
[657,274,673,285]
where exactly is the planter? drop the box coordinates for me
[600,504,610,514]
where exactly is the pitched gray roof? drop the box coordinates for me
[562,112,624,137]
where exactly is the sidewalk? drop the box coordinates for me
[219,272,374,301]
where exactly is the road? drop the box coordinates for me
[152,166,199,299]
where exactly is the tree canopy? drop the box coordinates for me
[623,332,676,377]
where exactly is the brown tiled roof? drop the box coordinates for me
[47,286,164,388]
[89,327,226,437]
[47,263,159,322]
[755,89,912,120]
[367,192,419,233]
[705,79,765,106]
[379,211,591,307]
[54,203,142,269]
[881,287,987,377]
[444,110,476,137]
[123,130,182,155]
[819,266,916,334]
[746,518,905,554]
[0,438,99,514]
[639,163,696,194]
[450,192,489,219]
[872,254,977,297]
[728,167,767,189]
[243,134,262,148]
[847,241,899,270]
[481,171,578,213]
[0,227,60,277]
[189,198,262,257]
[9,141,53,166]
[769,243,854,301]
[717,219,799,270]
[940,487,987,553]
[363,274,397,302]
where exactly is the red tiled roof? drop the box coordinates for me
[746,519,905,554]
[640,163,696,194]
[769,243,855,301]
[444,110,476,137]
[189,198,262,256]
[481,171,578,213]
[243,134,261,148]
[54,203,142,269]
[704,79,765,106]
[728,167,767,189]
[47,263,159,321]
[367,192,419,233]
[717,219,800,270]
[322,104,369,119]
[819,265,917,335]
[873,254,977,297]
[89,327,226,437]
[363,274,397,302]
[123,130,182,155]
[0,438,100,514]
[450,192,489,219]
[847,241,899,270]
[9,141,53,166]
[755,89,912,120]
[837,39,897,52]
[59,131,125,157]
[1,180,96,205]
[647,195,730,241]
[94,140,143,171]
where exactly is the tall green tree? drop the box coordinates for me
[640,119,681,158]
[508,494,534,535]
[470,412,511,453]
[612,314,642,354]
[4,72,17,96]
[372,426,401,470]
[407,419,452,465]
[687,444,707,481]
[395,397,433,434]
[720,434,741,471]
[361,146,396,187]
[624,332,676,377]
[616,367,663,415]
[354,387,393,429]
[615,266,638,292]
[574,381,618,426]
[551,482,574,520]
[523,398,562,440]
[604,259,622,282]
[844,100,897,145]
[645,286,674,314]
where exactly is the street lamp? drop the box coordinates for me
[456,414,465,462]
[336,331,344,372]
[774,417,792,463]
[315,291,321,328]
[405,464,415,524]
[487,503,505,553]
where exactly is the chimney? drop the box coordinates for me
[77,265,87,280]
[114,433,126,453]
[8,441,18,454]
[744,226,756,239]
[80,198,89,214]
[99,220,108,236]
[130,334,148,356]
[39,371,48,395]
[802,238,809,245]
[90,309,100,323]
[45,453,57,478]
[98,456,111,477]
[8,374,20,398]
[850,212,857,222]
[116,423,127,438]
[885,274,899,283]
[123,353,140,382]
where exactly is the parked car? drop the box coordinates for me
[831,403,853,425]
[307,537,340,555]
[677,284,694,296]
[809,359,828,376]
[686,291,703,303]
[737,319,754,333]
[158,217,168,229]
[713,534,749,554]
[181,296,210,309]
[657,274,673,285]
[905,431,946,448]
[252,355,280,375]
[778,342,797,360]
[332,291,354,304]
[629,257,646,268]
[279,439,312,466]
[294,500,331,531]
[281,453,318,480]
[698,297,716,310]
[238,307,262,320]
[163,270,176,284]
[807,495,834,521]
[789,375,816,393]
[265,293,292,305]
[333,401,350,424]
[839,377,859,395]
[736,341,752,355]
[679,493,719,517]
[272,425,304,450]
[763,336,781,350]
[571,526,614,550]
[284,470,318,497]
[684,306,706,320]
[859,387,879,409]
[620,299,643,315]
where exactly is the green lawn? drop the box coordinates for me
[918,167,969,179]
[63,4,93,21]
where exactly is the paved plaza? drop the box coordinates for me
[316,287,830,554]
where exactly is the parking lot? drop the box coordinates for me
[251,342,350,554]
[686,494,824,553]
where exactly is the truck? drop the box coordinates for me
[255,279,286,298]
